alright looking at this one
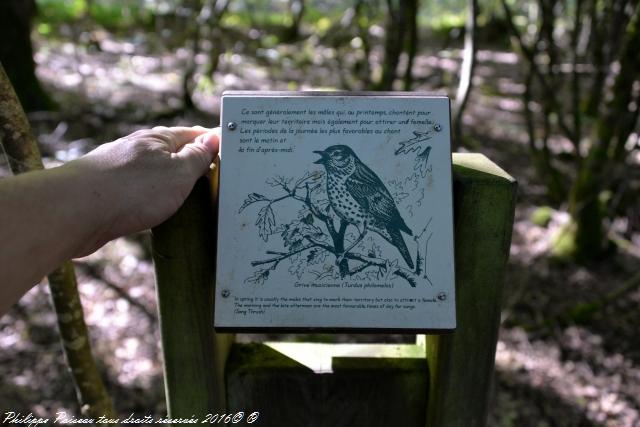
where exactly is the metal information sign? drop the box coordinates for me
[214,92,455,332]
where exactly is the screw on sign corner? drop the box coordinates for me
[221,289,230,298]
[227,122,237,131]
[437,292,447,301]
[434,123,442,132]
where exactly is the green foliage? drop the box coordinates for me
[567,301,600,324]
[530,206,553,228]
[311,16,332,36]
[550,223,577,262]
[420,12,465,31]
[37,0,86,21]
[261,34,280,48]
[36,23,52,35]
[36,0,152,29]
[90,1,151,28]
[32,0,503,36]
[222,11,289,29]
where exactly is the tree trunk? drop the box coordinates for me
[0,64,116,421]
[522,64,566,204]
[182,0,206,110]
[452,0,478,149]
[377,0,408,90]
[569,2,640,261]
[0,0,52,112]
[203,0,232,79]
[284,0,305,41]
[353,0,373,88]
[402,0,419,91]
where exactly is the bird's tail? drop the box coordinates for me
[387,227,414,269]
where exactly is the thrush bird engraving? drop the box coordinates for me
[313,145,414,269]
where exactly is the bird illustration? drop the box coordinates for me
[313,145,414,268]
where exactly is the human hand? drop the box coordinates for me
[71,126,220,255]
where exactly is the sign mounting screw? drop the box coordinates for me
[433,123,442,132]
[227,122,237,131]
[221,289,230,298]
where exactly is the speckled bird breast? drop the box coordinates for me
[326,172,367,225]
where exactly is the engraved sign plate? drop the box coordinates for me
[215,92,455,332]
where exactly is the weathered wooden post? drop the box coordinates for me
[151,165,234,418]
[151,152,516,426]
[426,153,517,426]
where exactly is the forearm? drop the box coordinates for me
[0,160,109,312]
[0,126,219,316]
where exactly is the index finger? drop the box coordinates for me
[154,126,210,152]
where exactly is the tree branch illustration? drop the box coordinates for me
[241,171,432,286]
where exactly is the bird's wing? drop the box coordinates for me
[387,227,414,269]
[345,162,412,235]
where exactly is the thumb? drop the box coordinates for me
[174,128,220,178]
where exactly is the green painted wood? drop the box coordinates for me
[152,174,234,420]
[425,153,517,427]
[226,342,428,427]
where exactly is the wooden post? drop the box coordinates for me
[426,153,517,427]
[151,171,234,419]
[226,340,429,426]
[151,153,516,426]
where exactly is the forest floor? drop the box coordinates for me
[0,27,639,427]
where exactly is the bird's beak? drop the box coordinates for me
[313,150,328,164]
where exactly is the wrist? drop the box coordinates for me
[59,157,120,257]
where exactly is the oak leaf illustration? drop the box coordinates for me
[239,192,269,212]
[395,131,433,155]
[256,205,276,241]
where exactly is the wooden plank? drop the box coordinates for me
[425,153,517,427]
[263,336,426,372]
[226,342,428,427]
[151,171,234,419]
